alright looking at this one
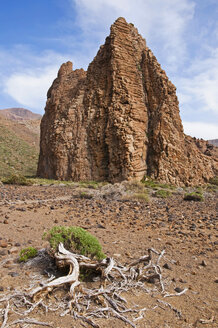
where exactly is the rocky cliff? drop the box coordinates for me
[37,17,218,186]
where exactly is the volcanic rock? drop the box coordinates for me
[37,17,218,186]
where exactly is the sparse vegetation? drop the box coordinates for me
[142,177,175,190]
[79,191,93,199]
[130,192,150,202]
[19,247,38,262]
[209,176,218,186]
[2,173,32,185]
[43,226,106,260]
[0,124,39,177]
[154,189,172,198]
[79,180,108,189]
[125,180,145,192]
[184,191,204,202]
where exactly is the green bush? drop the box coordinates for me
[209,176,218,186]
[19,247,38,262]
[155,189,172,198]
[43,226,106,261]
[184,192,203,202]
[142,178,159,189]
[2,174,32,186]
[79,191,93,199]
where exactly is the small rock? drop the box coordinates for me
[174,287,184,293]
[0,240,8,248]
[8,247,19,254]
[163,263,172,270]
[179,278,187,283]
[8,272,19,277]
[214,278,218,283]
[16,207,26,212]
[3,219,9,224]
[200,260,207,267]
[0,286,4,291]
[97,224,106,229]
[0,249,7,256]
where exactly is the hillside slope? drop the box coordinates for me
[0,107,41,121]
[0,109,40,177]
[208,139,218,147]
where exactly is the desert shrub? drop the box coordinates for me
[155,189,172,198]
[2,174,32,186]
[184,192,203,202]
[209,176,218,186]
[79,191,93,199]
[19,247,38,262]
[125,181,145,193]
[123,191,149,202]
[206,184,217,192]
[142,178,159,189]
[43,226,106,261]
[132,192,149,202]
[142,177,175,190]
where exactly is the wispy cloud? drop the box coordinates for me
[1,0,217,139]
[183,121,218,140]
[4,66,58,111]
[72,0,195,71]
[0,46,71,112]
[177,48,218,116]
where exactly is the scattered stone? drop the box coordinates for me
[97,224,106,229]
[8,247,19,254]
[200,260,207,267]
[0,240,8,248]
[0,249,7,256]
[163,263,172,270]
[174,287,184,293]
[16,207,26,212]
[8,272,19,277]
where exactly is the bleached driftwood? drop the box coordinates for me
[30,243,80,298]
[0,244,187,328]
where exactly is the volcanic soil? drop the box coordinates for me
[0,183,217,328]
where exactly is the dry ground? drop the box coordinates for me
[0,183,217,328]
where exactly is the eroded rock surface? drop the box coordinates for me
[37,17,218,185]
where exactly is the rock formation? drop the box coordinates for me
[37,17,218,186]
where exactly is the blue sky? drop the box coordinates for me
[0,0,218,139]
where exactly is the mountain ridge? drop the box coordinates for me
[0,108,40,176]
[0,107,41,121]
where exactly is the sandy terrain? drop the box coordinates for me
[0,184,217,328]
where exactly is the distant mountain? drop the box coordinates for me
[208,139,218,147]
[0,107,41,121]
[0,108,41,177]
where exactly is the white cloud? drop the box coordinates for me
[4,66,59,111]
[73,0,195,70]
[183,121,218,140]
[177,48,218,115]
[0,47,72,113]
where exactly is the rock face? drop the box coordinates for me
[37,17,218,186]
